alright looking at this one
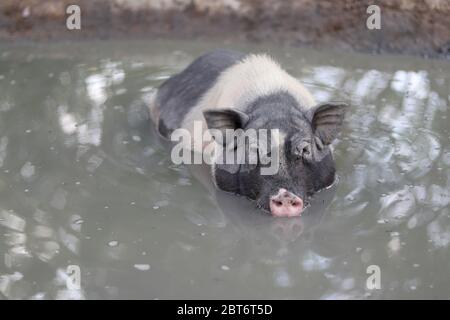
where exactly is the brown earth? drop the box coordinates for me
[1,0,449,58]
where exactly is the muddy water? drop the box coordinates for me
[0,40,449,299]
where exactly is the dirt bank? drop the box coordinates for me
[1,0,449,58]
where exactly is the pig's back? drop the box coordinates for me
[151,49,245,138]
[181,54,316,136]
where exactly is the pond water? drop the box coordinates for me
[0,39,449,299]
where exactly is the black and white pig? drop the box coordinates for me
[148,49,347,217]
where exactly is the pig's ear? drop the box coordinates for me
[310,102,348,145]
[203,109,249,131]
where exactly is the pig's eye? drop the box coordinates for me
[294,142,311,160]
[302,145,311,156]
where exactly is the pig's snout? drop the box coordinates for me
[269,188,304,217]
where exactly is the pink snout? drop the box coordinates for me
[269,188,304,217]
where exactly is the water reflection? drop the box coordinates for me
[0,41,449,299]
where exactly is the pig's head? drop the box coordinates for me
[203,94,347,217]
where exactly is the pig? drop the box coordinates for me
[148,49,347,217]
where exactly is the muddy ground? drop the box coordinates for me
[1,0,449,58]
